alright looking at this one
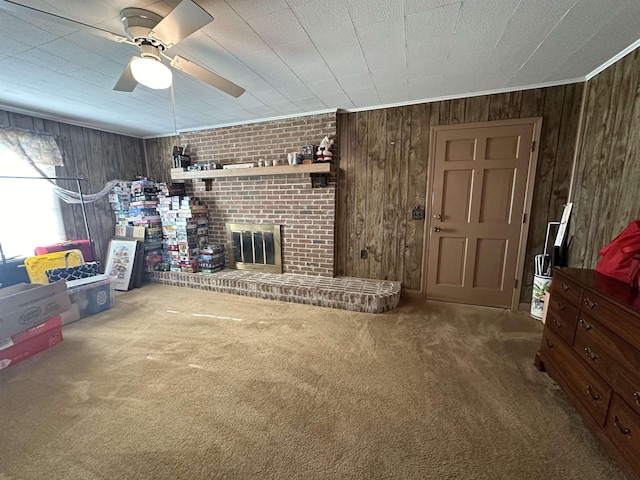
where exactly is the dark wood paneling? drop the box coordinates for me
[508,91,523,118]
[7,112,35,130]
[352,112,368,279]
[364,109,386,279]
[336,113,349,276]
[450,98,466,124]
[520,85,565,303]
[382,108,403,281]
[0,110,10,126]
[0,108,146,263]
[144,135,179,183]
[404,104,431,289]
[570,49,640,269]
[337,84,583,301]
[550,83,583,223]
[488,93,511,121]
[520,88,545,118]
[464,96,490,123]
[615,52,640,231]
[438,100,451,124]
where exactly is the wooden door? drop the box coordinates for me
[426,119,540,308]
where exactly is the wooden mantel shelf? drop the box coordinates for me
[171,163,331,181]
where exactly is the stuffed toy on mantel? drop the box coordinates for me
[315,135,334,162]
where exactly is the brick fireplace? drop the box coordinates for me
[146,112,403,313]
[188,173,335,276]
[178,112,337,276]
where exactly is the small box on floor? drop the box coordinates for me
[66,275,116,324]
[0,315,63,371]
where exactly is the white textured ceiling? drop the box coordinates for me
[0,0,639,138]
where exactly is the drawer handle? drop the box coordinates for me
[584,347,598,361]
[613,416,631,436]
[579,318,593,331]
[561,282,570,292]
[634,392,640,406]
[583,297,598,309]
[552,318,563,329]
[586,385,600,401]
[556,301,566,311]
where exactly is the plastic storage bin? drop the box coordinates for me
[24,250,85,284]
[65,275,116,323]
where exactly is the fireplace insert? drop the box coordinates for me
[226,223,282,274]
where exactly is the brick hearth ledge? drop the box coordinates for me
[145,270,401,314]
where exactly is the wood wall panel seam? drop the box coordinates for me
[611,50,640,238]
[586,62,624,266]
[596,57,637,257]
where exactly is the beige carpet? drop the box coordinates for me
[0,284,624,480]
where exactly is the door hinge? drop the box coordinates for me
[531,141,536,152]
[522,213,527,223]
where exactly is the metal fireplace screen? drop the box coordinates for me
[226,223,282,274]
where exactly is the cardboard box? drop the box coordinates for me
[0,281,71,340]
[0,316,63,371]
[0,315,61,351]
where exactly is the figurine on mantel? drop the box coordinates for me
[315,135,334,162]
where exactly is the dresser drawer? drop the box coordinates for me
[540,328,565,367]
[605,394,640,474]
[549,294,579,322]
[541,329,612,427]
[545,305,578,346]
[580,290,640,349]
[551,273,583,305]
[615,366,640,418]
[572,315,618,382]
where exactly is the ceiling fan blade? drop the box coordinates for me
[114,57,139,92]
[0,0,126,42]
[170,55,245,98]
[149,0,213,47]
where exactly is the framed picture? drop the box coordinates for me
[104,238,139,291]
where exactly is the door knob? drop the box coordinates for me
[433,214,441,220]
[433,227,440,232]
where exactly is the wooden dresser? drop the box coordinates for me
[536,268,640,479]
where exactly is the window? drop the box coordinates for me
[0,153,65,259]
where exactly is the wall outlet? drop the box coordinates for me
[360,249,368,259]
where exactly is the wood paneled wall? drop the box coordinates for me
[144,135,179,184]
[570,48,640,269]
[0,109,145,263]
[336,84,584,303]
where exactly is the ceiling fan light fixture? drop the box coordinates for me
[131,57,172,89]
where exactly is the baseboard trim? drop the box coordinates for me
[401,288,424,299]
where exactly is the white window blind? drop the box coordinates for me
[0,155,65,258]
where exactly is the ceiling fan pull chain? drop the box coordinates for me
[171,83,178,137]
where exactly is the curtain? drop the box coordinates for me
[0,128,63,166]
[0,127,122,204]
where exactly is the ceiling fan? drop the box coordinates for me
[0,0,245,97]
